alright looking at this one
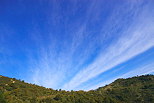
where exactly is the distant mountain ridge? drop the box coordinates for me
[0,75,154,103]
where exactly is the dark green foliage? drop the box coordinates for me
[0,91,7,103]
[0,75,154,103]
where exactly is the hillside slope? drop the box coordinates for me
[0,75,154,103]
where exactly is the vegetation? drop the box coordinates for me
[0,75,154,103]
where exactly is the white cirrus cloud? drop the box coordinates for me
[62,2,154,90]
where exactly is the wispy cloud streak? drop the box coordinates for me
[87,63,154,90]
[62,1,154,90]
[21,0,154,90]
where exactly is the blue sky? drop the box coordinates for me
[0,0,154,90]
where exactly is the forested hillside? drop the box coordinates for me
[0,75,154,103]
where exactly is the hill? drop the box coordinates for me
[0,75,154,103]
